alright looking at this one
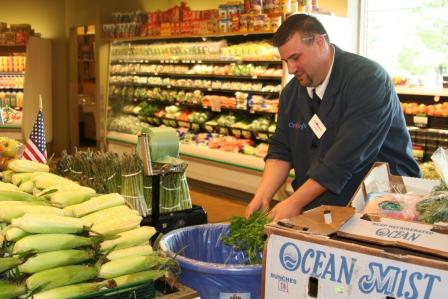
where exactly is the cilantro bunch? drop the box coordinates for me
[221,211,269,265]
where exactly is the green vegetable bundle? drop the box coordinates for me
[221,211,269,265]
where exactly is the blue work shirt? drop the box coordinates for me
[266,45,421,210]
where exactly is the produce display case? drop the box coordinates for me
[105,32,284,194]
[0,37,52,142]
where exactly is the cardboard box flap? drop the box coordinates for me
[265,205,355,236]
[338,213,448,259]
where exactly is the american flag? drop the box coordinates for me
[23,109,47,163]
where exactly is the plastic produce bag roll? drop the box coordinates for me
[141,127,179,162]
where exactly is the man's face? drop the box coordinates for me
[278,32,324,87]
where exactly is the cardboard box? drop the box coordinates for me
[262,162,448,299]
[263,226,448,298]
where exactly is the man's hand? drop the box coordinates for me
[269,178,327,221]
[245,195,270,218]
[245,159,292,219]
[268,197,303,221]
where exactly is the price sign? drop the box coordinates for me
[257,132,268,140]
[231,129,242,138]
[242,130,252,139]
[219,127,230,135]
[178,121,190,128]
[413,115,428,127]
[210,97,221,112]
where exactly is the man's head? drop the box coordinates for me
[273,14,332,87]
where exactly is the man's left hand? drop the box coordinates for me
[269,197,303,221]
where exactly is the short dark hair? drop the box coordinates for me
[272,14,330,47]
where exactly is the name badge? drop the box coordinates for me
[308,114,326,139]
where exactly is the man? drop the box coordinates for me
[245,14,421,221]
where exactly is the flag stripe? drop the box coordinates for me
[24,141,46,163]
[28,140,47,161]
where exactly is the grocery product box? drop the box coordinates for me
[262,162,448,298]
[263,205,448,298]
[349,162,439,213]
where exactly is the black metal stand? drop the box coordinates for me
[142,170,207,234]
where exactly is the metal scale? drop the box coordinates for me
[137,131,207,234]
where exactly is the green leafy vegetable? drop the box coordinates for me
[221,211,269,265]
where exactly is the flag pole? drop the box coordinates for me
[39,94,43,112]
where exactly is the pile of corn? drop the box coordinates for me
[0,159,172,298]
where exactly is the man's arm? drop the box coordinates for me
[269,178,326,221]
[245,159,291,218]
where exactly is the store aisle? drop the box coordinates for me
[189,180,249,223]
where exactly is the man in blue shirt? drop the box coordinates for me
[245,14,421,221]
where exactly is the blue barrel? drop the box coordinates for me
[159,223,262,299]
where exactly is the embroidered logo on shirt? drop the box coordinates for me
[289,122,307,129]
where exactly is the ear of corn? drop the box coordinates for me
[70,193,126,218]
[32,280,115,299]
[0,256,22,273]
[113,270,165,288]
[18,249,95,273]
[33,173,76,190]
[49,190,95,208]
[0,280,27,299]
[62,205,76,217]
[0,200,49,207]
[1,170,13,183]
[99,255,168,279]
[0,182,19,191]
[5,226,29,242]
[80,205,138,226]
[90,214,142,236]
[100,226,156,252]
[13,233,94,254]
[0,190,34,201]
[11,213,85,234]
[11,172,34,186]
[26,265,98,291]
[0,205,63,223]
[19,180,35,194]
[37,184,96,198]
[7,159,49,173]
[106,244,153,260]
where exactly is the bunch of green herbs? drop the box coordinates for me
[221,211,269,265]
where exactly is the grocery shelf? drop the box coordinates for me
[0,124,21,129]
[0,124,22,141]
[110,72,282,81]
[395,86,448,97]
[110,83,280,96]
[0,44,26,55]
[0,87,23,90]
[111,59,282,65]
[110,30,277,43]
[0,72,25,76]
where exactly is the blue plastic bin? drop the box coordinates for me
[159,223,262,299]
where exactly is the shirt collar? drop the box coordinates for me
[307,45,335,101]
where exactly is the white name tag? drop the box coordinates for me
[308,114,327,139]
